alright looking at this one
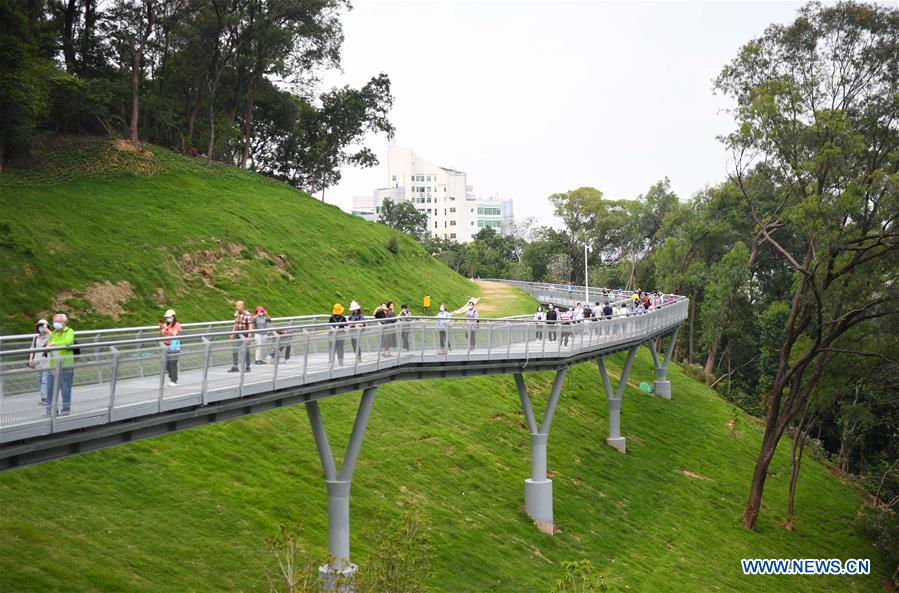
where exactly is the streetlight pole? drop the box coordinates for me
[584,242,589,304]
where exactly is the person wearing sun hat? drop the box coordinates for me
[328,303,347,366]
[159,308,182,386]
[347,301,364,361]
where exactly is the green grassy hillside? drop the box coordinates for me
[0,350,887,592]
[0,136,479,333]
[0,138,888,592]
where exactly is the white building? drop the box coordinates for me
[351,146,513,243]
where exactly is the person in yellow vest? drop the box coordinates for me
[46,313,75,416]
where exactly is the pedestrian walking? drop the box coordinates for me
[159,309,182,386]
[398,304,412,352]
[45,313,75,416]
[253,306,272,364]
[229,300,253,373]
[348,301,364,361]
[28,319,51,405]
[465,300,479,350]
[546,303,558,342]
[329,303,347,367]
[533,306,545,341]
[435,304,451,353]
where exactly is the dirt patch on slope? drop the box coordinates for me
[52,280,135,320]
[473,280,518,316]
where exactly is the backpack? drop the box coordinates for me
[583,306,592,319]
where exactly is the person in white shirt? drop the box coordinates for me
[533,306,545,341]
[435,304,452,353]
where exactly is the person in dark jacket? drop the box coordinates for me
[546,303,558,342]
[329,303,347,366]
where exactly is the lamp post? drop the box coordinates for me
[584,242,590,304]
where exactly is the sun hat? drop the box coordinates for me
[349,301,361,311]
[164,309,176,317]
[35,319,48,331]
[332,303,344,315]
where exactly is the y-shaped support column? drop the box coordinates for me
[306,387,377,592]
[597,346,639,453]
[514,368,567,534]
[646,326,679,399]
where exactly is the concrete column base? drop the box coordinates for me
[524,478,554,534]
[319,563,358,592]
[654,381,671,399]
[606,436,626,453]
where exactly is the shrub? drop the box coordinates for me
[386,233,400,255]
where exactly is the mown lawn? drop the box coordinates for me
[0,348,887,592]
[0,136,477,333]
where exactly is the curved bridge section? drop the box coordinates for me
[0,282,686,587]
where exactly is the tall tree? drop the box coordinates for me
[107,0,157,143]
[378,197,427,242]
[715,1,899,529]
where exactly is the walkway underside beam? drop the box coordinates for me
[646,326,679,399]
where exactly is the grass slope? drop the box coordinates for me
[0,350,888,592]
[0,136,481,333]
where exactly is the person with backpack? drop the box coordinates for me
[546,303,558,342]
[159,309,182,386]
[253,306,272,364]
[328,303,347,367]
[45,313,75,416]
[602,301,614,319]
[28,319,51,405]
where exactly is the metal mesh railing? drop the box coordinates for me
[0,290,688,444]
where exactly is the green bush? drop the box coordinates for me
[386,233,400,255]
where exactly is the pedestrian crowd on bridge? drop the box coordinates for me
[28,288,672,415]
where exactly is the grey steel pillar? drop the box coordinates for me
[647,327,679,399]
[306,387,378,592]
[597,346,639,453]
[515,369,567,534]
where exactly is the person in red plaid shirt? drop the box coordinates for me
[229,300,253,372]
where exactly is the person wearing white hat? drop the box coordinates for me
[28,319,52,405]
[347,301,364,361]
[159,309,182,386]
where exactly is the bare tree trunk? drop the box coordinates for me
[688,289,697,364]
[785,409,813,531]
[704,335,720,383]
[129,51,141,143]
[62,0,79,73]
[238,75,259,168]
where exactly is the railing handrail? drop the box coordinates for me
[0,296,688,360]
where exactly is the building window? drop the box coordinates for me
[426,187,431,192]
[449,207,456,213]
[478,220,502,228]
[450,220,456,226]
[427,198,431,203]
[392,175,396,181]
[470,208,474,213]
[470,221,474,226]
[478,207,501,216]
[434,221,437,228]
[427,208,431,214]
[450,233,456,239]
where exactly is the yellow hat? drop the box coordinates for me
[332,303,344,315]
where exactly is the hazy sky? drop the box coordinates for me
[322,1,814,226]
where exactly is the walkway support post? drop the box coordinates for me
[514,368,567,534]
[597,346,639,453]
[305,387,378,592]
[647,327,679,399]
